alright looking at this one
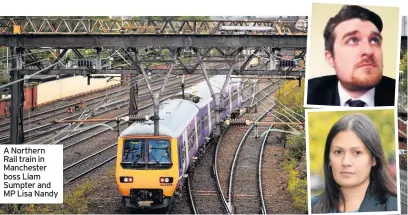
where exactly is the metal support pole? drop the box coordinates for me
[116,119,120,137]
[18,48,24,143]
[181,74,185,99]
[55,49,60,69]
[155,50,177,136]
[196,49,222,136]
[270,47,276,70]
[10,47,23,144]
[132,48,177,136]
[254,81,259,113]
[153,95,160,136]
[96,48,102,71]
[6,46,8,75]
[250,81,256,111]
[128,74,138,126]
[10,47,17,144]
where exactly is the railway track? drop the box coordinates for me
[28,76,205,145]
[213,80,282,214]
[61,75,252,184]
[0,61,234,129]
[0,76,203,145]
[184,80,280,214]
[187,138,226,214]
[228,97,276,214]
[0,75,183,137]
[61,77,207,184]
[258,123,274,214]
[63,142,117,184]
[62,77,268,214]
[0,62,237,142]
[0,75,164,131]
[61,82,203,170]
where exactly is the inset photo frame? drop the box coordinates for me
[306,108,401,214]
[304,3,402,108]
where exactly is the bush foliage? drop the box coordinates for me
[275,79,308,213]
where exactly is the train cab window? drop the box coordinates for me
[122,140,145,164]
[147,139,171,164]
[121,139,172,169]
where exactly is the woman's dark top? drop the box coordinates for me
[311,191,398,213]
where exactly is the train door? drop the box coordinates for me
[194,116,199,149]
[229,86,232,116]
[182,130,189,173]
[178,141,183,178]
[207,104,212,133]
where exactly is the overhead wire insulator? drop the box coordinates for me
[278,60,295,67]
[126,114,151,122]
[224,119,251,126]
[78,59,93,67]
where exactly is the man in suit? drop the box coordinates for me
[307,5,395,107]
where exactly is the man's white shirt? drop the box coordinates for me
[338,81,375,107]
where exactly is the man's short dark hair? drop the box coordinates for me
[323,5,383,55]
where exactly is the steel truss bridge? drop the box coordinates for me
[0,17,404,145]
[0,18,307,34]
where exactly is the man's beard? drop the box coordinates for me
[340,71,383,91]
[336,59,383,92]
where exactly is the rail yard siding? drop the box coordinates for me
[37,76,121,105]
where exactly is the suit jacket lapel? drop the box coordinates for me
[359,191,385,212]
[327,81,340,106]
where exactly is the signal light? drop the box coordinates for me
[120,176,133,183]
[159,177,173,183]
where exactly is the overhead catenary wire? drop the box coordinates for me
[0,49,50,61]
[272,97,305,120]
[240,88,301,134]
[252,85,304,123]
[34,75,142,145]
[0,60,62,90]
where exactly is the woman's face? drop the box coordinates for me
[329,130,376,188]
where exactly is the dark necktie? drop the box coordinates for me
[346,99,366,107]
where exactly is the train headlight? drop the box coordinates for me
[120,176,134,183]
[159,177,173,183]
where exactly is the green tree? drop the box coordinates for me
[275,79,308,213]
[275,79,305,121]
[400,51,407,97]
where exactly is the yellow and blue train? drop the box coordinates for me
[115,75,242,209]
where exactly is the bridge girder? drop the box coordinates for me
[19,68,305,77]
[0,34,307,48]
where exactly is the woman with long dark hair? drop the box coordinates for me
[311,113,397,213]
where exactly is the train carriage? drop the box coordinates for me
[115,76,242,210]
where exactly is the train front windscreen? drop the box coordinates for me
[120,139,172,169]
